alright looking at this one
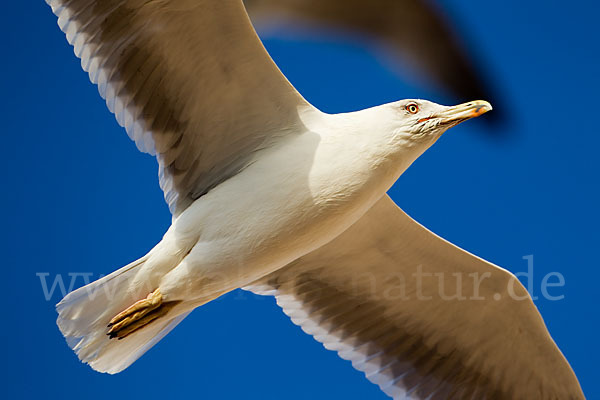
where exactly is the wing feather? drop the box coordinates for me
[246,195,584,399]
[46,0,310,215]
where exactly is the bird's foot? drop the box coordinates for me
[107,289,176,340]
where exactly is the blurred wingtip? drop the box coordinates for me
[244,0,513,137]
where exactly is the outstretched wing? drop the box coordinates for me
[246,195,583,399]
[46,0,311,215]
[244,0,493,104]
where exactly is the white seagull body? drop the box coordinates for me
[46,0,584,399]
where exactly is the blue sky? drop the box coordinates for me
[1,0,598,398]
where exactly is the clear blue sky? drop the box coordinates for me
[1,0,598,398]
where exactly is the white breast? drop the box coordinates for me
[165,111,408,295]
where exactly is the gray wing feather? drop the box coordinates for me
[46,0,310,215]
[246,195,584,399]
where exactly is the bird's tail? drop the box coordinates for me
[56,255,190,374]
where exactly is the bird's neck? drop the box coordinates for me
[308,107,430,185]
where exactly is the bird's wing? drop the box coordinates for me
[244,0,491,104]
[46,0,311,215]
[245,195,583,399]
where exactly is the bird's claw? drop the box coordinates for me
[107,289,168,340]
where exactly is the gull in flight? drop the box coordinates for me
[47,0,583,398]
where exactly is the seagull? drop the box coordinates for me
[47,0,583,398]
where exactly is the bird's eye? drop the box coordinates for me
[406,103,419,114]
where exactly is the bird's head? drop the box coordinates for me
[352,98,493,175]
[389,99,493,145]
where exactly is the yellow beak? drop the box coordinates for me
[437,100,493,125]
